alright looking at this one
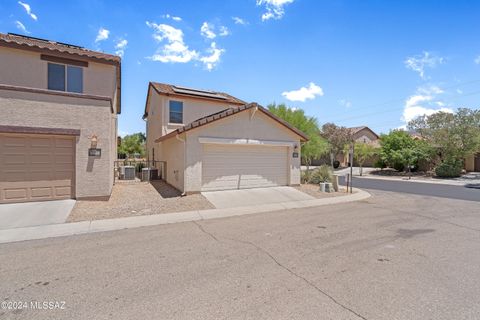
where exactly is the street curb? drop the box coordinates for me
[0,188,370,244]
[356,174,472,186]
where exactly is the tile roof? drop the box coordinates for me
[155,103,309,143]
[348,125,379,139]
[0,33,120,64]
[348,126,368,134]
[150,82,246,106]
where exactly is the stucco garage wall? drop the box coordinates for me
[159,134,185,191]
[184,110,301,193]
[0,90,115,199]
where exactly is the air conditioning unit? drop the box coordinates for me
[120,165,135,180]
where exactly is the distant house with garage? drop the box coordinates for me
[0,33,121,203]
[143,82,308,194]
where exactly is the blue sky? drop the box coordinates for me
[1,0,480,136]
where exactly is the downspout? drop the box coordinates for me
[176,134,187,196]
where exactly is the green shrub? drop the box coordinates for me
[135,162,145,172]
[374,159,386,169]
[309,165,333,184]
[435,159,463,178]
[393,162,405,172]
[301,170,311,184]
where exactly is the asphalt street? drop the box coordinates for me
[1,190,480,320]
[339,176,480,202]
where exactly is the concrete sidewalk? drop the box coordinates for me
[0,189,370,244]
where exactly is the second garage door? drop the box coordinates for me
[0,133,75,204]
[201,144,288,191]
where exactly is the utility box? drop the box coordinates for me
[120,166,135,180]
[141,168,159,181]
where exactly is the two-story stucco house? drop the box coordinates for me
[0,33,120,203]
[144,82,308,194]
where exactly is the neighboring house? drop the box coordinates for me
[349,126,380,145]
[144,82,308,193]
[408,131,480,172]
[0,33,121,203]
[341,126,380,167]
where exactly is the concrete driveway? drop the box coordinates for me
[202,186,315,209]
[0,200,75,230]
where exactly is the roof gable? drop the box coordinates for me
[155,103,309,142]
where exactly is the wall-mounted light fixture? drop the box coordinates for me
[90,134,98,148]
[88,134,101,157]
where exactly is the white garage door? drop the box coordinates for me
[202,144,288,191]
[0,133,75,204]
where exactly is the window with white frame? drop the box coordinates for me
[169,100,183,124]
[48,63,83,93]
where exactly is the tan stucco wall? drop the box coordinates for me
[145,90,241,162]
[146,92,163,161]
[182,110,301,193]
[465,154,475,171]
[0,90,116,198]
[159,134,185,191]
[0,46,117,99]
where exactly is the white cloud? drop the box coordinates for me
[146,21,198,63]
[18,1,37,21]
[200,22,216,39]
[163,14,182,21]
[456,88,463,94]
[14,20,29,33]
[95,28,110,42]
[115,39,128,57]
[338,99,352,108]
[219,26,230,36]
[256,0,295,21]
[404,51,445,79]
[282,82,324,102]
[402,85,453,123]
[475,56,480,64]
[199,42,225,71]
[232,16,248,25]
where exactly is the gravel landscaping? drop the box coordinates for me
[67,180,214,222]
[294,183,351,199]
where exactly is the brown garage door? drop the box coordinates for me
[0,133,75,203]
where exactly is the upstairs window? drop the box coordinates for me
[48,63,83,93]
[169,100,183,124]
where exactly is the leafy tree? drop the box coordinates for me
[321,123,354,165]
[268,103,329,168]
[354,142,379,176]
[118,132,146,159]
[379,130,433,172]
[408,108,480,162]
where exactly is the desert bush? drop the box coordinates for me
[435,159,463,178]
[309,165,333,184]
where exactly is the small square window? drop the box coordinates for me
[169,100,183,124]
[67,65,83,93]
[48,63,65,91]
